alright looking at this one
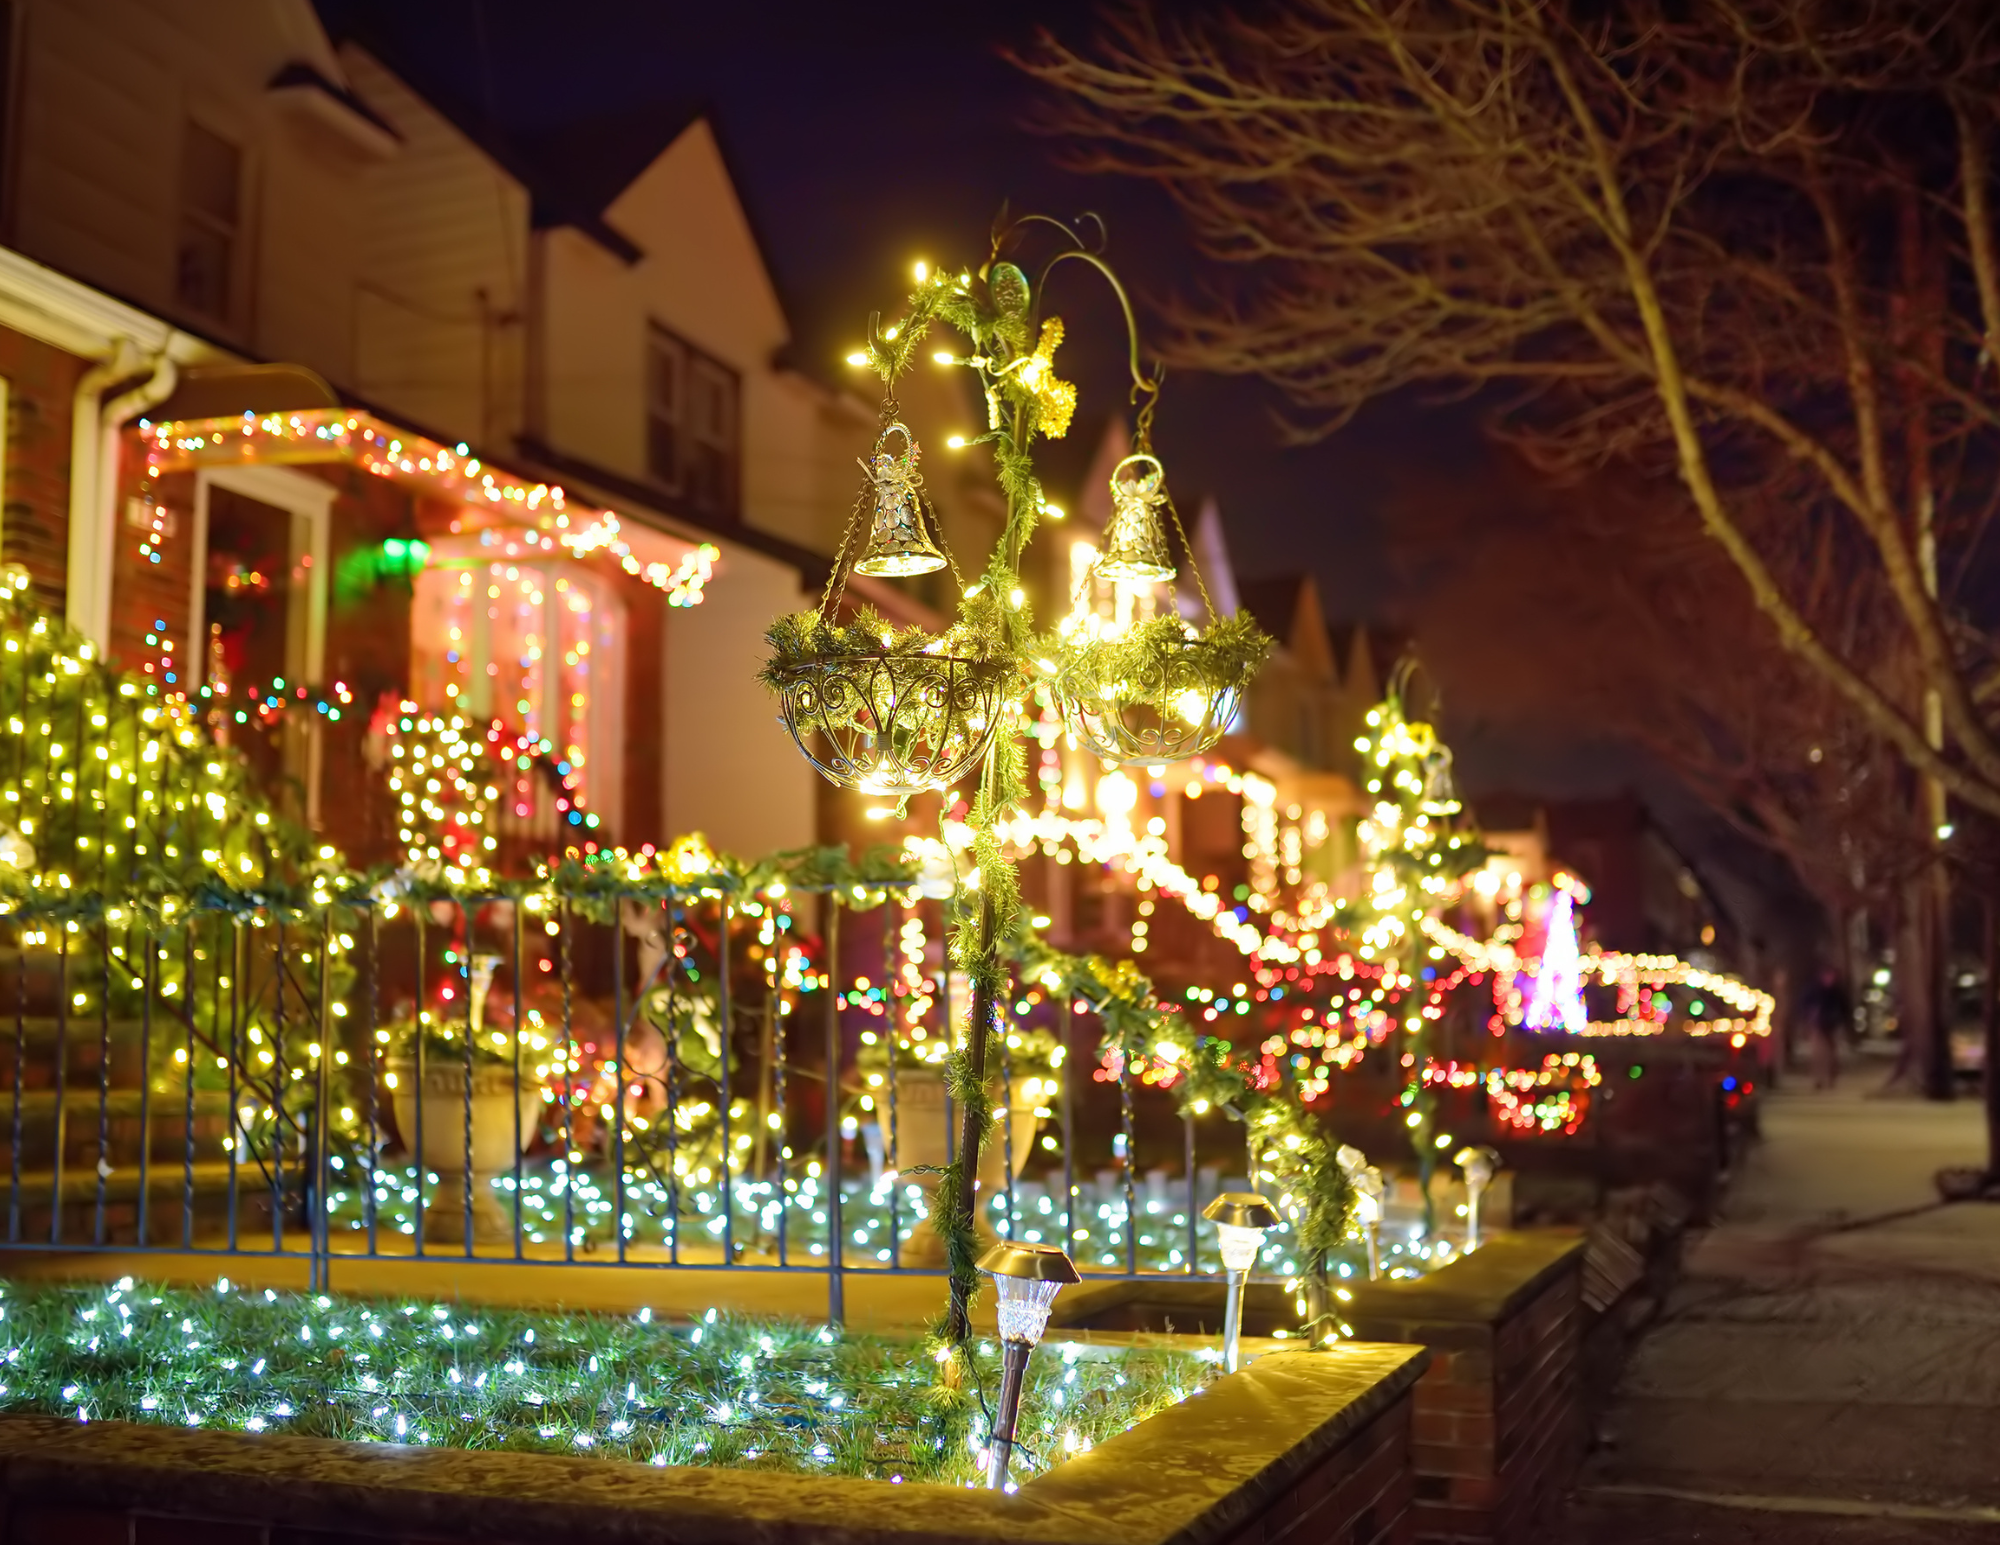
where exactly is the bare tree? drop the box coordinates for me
[1022,0,2000,827]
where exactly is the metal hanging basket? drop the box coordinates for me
[766,404,1008,796]
[1059,636,1248,766]
[1058,447,1265,765]
[773,651,1009,796]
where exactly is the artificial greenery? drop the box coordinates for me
[1055,613,1272,706]
[0,1277,1210,1484]
[1326,679,1487,1226]
[1021,934,1359,1332]
[757,606,1008,684]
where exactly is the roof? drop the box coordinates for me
[1237,575,1311,644]
[317,2,696,262]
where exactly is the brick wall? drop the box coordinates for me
[0,324,90,613]
[1344,1235,1585,1545]
[0,1345,1432,1545]
[1218,1393,1416,1545]
[0,1401,1418,1545]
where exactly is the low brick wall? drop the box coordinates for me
[0,1343,1428,1545]
[1055,1232,1587,1545]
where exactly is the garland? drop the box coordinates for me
[1054,613,1272,707]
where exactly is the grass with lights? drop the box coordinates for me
[0,1276,1211,1485]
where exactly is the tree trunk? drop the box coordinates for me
[1898,875,1953,1100]
[1923,861,1955,1102]
[1984,896,2000,1179]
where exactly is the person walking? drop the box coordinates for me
[1809,967,1851,1090]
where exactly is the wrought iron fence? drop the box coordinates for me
[0,881,1311,1322]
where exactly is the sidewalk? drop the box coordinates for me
[1558,1081,2000,1543]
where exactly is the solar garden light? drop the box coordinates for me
[978,1241,1081,1490]
[1202,1191,1280,1374]
[1355,1167,1386,1281]
[1338,1146,1385,1281]
[1456,1146,1500,1250]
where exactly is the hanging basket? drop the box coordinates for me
[1058,616,1269,767]
[763,402,1003,796]
[772,649,1009,796]
[1064,632,1248,764]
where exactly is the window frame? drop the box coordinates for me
[174,117,244,325]
[644,323,739,520]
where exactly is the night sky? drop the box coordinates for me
[312,1,1427,623]
[313,0,1801,933]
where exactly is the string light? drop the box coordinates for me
[0,1276,1206,1484]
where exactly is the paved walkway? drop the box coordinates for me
[1558,1080,2000,1543]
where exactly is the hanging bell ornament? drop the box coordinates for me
[853,422,945,578]
[1096,453,1176,582]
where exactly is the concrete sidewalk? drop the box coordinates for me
[1558,1082,2000,1543]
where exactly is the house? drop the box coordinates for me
[0,0,860,864]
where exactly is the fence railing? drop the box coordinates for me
[0,881,1311,1322]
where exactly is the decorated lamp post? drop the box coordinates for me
[1203,1191,1279,1373]
[761,220,1268,1342]
[1350,668,1481,1232]
[979,1240,1081,1490]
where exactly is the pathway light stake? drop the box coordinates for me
[1356,1167,1386,1281]
[1456,1146,1499,1250]
[979,1240,1080,1490]
[1203,1191,1279,1373]
[760,220,1271,1341]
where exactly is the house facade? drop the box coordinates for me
[0,0,843,866]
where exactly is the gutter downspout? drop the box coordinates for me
[91,356,179,644]
[65,340,141,643]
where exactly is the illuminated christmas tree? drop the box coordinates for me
[1350,675,1483,1224]
[1525,888,1588,1034]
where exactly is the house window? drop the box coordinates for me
[645,325,738,520]
[410,533,628,835]
[176,121,241,321]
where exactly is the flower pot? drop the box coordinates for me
[387,1057,542,1244]
[888,1066,1040,1267]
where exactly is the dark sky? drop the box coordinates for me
[313,0,1444,628]
[312,0,1821,949]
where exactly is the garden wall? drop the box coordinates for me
[1055,1232,1587,1545]
[0,1343,1428,1545]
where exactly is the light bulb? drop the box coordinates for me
[1216,1221,1263,1273]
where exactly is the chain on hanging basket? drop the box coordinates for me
[761,408,1012,796]
[1056,447,1271,765]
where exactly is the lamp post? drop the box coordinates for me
[1456,1146,1499,1250]
[1202,1191,1279,1373]
[761,223,1270,1344]
[979,1240,1080,1490]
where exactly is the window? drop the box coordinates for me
[176,121,241,321]
[645,325,738,520]
[410,533,628,835]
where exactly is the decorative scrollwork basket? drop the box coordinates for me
[1058,449,1270,766]
[772,649,1009,796]
[1060,634,1251,766]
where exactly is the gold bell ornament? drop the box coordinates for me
[853,421,945,578]
[1095,453,1176,582]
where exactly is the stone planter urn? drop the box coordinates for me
[387,1057,542,1244]
[889,1065,1040,1266]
